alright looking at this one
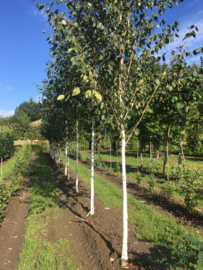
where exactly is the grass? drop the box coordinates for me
[0,155,17,181]
[17,152,81,270]
[82,150,203,171]
[81,150,203,207]
[60,152,202,251]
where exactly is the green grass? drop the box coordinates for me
[60,153,201,251]
[82,150,203,171]
[0,155,17,181]
[81,151,203,207]
[17,153,81,270]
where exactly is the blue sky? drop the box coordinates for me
[0,0,202,117]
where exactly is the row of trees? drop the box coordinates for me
[0,98,44,140]
[36,0,203,266]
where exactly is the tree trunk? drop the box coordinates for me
[65,140,67,176]
[157,150,159,160]
[178,105,189,170]
[149,141,152,161]
[110,141,112,169]
[90,116,95,215]
[58,144,61,167]
[76,121,79,193]
[163,125,170,175]
[65,122,68,177]
[55,143,57,163]
[121,123,128,262]
[140,136,143,168]
[137,140,139,173]
[67,140,70,180]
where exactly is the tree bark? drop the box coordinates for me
[121,122,128,262]
[139,135,143,168]
[178,105,189,169]
[163,125,170,175]
[90,116,95,215]
[76,121,79,193]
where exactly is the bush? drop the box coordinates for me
[0,143,32,221]
[0,126,15,159]
[157,235,203,270]
[32,141,47,152]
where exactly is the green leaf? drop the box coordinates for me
[72,87,80,96]
[57,95,65,101]
[155,79,160,85]
[85,90,102,102]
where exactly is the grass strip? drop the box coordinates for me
[0,155,17,181]
[60,153,201,251]
[81,151,203,207]
[17,152,81,270]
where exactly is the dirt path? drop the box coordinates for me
[0,153,168,270]
[0,155,35,270]
[72,158,203,240]
[46,153,167,270]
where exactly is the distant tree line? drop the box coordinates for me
[0,98,44,140]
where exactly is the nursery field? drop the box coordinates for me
[81,150,203,208]
[1,147,203,269]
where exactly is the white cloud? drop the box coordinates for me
[34,94,43,103]
[0,84,14,91]
[158,9,203,65]
[0,109,14,117]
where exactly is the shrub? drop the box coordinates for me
[0,126,15,159]
[0,143,32,221]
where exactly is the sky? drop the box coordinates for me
[0,0,202,117]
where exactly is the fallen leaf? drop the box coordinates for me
[14,236,18,238]
[14,222,17,225]
[196,231,200,234]
[69,221,72,223]
[8,248,12,250]
[110,258,115,262]
[8,261,11,263]
[69,234,72,236]
[105,207,110,210]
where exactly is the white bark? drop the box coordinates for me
[55,144,57,163]
[121,123,128,261]
[65,140,67,176]
[90,116,95,215]
[119,73,128,262]
[68,141,70,180]
[58,144,61,167]
[110,141,112,169]
[137,140,139,173]
[76,122,79,192]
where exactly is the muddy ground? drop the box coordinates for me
[0,153,168,270]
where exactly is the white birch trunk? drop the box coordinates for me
[76,122,79,192]
[68,141,70,180]
[55,144,57,163]
[110,141,112,169]
[137,140,139,174]
[90,116,95,215]
[65,140,67,176]
[121,123,128,262]
[119,72,128,263]
[58,145,61,167]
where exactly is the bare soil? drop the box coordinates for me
[0,155,35,270]
[0,153,168,270]
[47,153,168,270]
